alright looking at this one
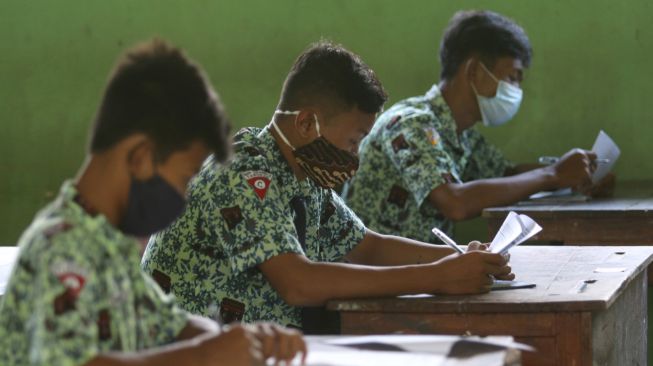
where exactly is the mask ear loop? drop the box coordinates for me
[478,62,500,84]
[313,114,322,137]
[271,112,297,151]
[468,59,501,96]
[272,110,322,146]
[466,60,481,96]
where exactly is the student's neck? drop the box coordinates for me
[269,119,307,181]
[439,79,479,134]
[74,155,125,227]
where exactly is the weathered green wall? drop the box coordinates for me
[1,0,651,244]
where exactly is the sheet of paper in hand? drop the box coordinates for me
[488,211,542,255]
[591,130,620,184]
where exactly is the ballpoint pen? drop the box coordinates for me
[538,156,610,165]
[431,227,465,254]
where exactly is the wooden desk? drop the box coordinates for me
[327,246,653,366]
[482,181,653,245]
[0,246,20,298]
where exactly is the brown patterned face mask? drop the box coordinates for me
[271,111,359,189]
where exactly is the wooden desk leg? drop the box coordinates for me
[591,271,647,366]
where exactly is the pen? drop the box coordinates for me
[431,227,465,254]
[538,156,610,165]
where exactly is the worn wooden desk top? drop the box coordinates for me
[327,246,653,314]
[483,180,653,219]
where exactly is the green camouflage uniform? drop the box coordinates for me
[142,127,366,328]
[345,85,513,243]
[0,182,188,366]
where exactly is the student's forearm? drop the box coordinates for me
[176,314,220,341]
[430,167,558,220]
[345,230,455,266]
[85,331,215,366]
[260,254,447,306]
[504,163,543,176]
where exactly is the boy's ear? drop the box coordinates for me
[125,136,156,180]
[293,110,318,139]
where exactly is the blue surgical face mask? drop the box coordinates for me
[471,62,523,127]
[119,174,186,237]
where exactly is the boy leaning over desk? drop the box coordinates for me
[0,39,305,366]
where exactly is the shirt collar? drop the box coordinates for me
[58,180,138,255]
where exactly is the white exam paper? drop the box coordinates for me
[326,335,457,354]
[284,335,529,366]
[288,337,448,366]
[591,130,620,183]
[296,344,446,366]
[489,211,542,254]
[0,247,20,296]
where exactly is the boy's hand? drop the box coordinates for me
[432,251,514,294]
[552,148,595,190]
[199,324,264,366]
[578,172,616,198]
[199,323,305,366]
[249,322,306,366]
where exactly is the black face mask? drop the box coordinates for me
[119,174,186,237]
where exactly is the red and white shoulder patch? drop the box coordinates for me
[51,261,89,298]
[242,171,273,200]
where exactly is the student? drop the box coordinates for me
[141,41,513,330]
[0,40,305,366]
[344,10,611,243]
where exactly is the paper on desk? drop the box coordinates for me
[526,188,589,205]
[529,187,573,200]
[0,247,20,296]
[288,338,447,366]
[283,335,531,366]
[326,335,456,354]
[299,346,446,366]
[489,211,542,254]
[325,334,533,353]
[591,130,620,183]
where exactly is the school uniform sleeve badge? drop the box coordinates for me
[242,171,273,200]
[423,127,441,146]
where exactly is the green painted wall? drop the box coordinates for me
[1,0,651,244]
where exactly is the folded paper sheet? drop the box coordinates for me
[284,335,532,366]
[489,211,542,254]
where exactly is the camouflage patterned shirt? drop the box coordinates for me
[141,127,366,328]
[345,85,513,243]
[0,182,188,366]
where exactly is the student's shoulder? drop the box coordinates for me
[210,127,274,177]
[376,96,437,135]
[17,206,98,272]
[188,128,278,204]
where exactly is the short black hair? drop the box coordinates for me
[90,39,231,162]
[278,40,387,115]
[439,10,532,80]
